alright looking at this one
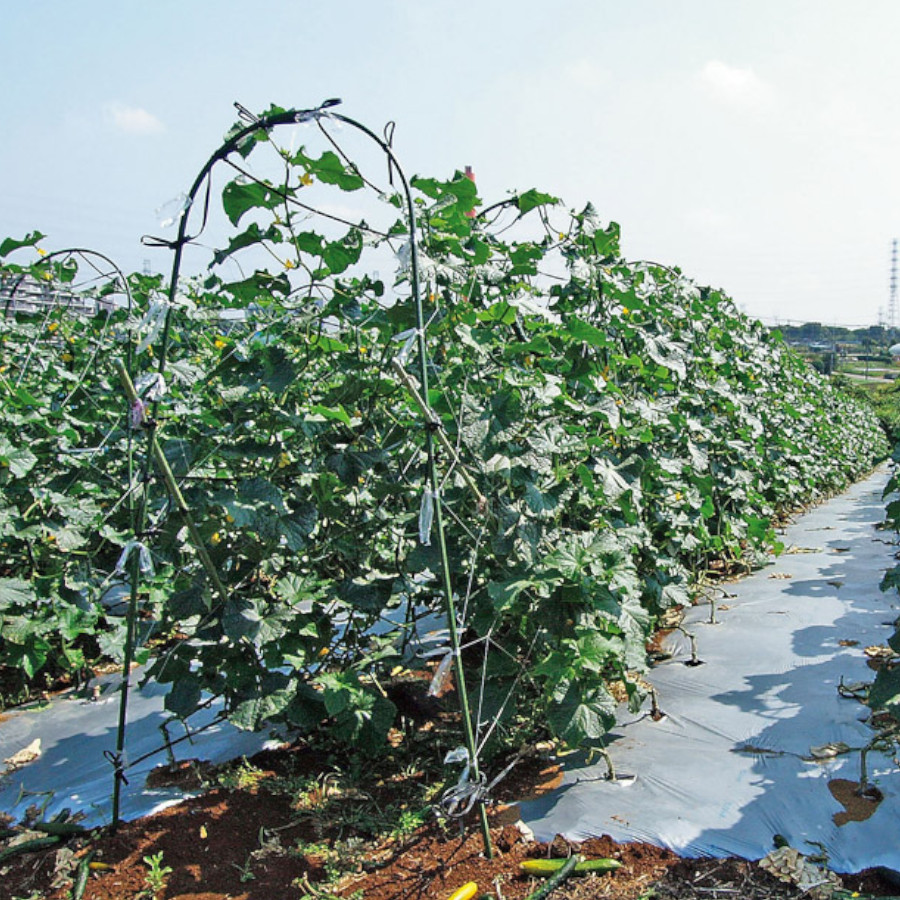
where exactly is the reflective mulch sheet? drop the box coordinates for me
[521,465,900,874]
[0,673,284,827]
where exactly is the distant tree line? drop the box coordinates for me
[776,322,899,346]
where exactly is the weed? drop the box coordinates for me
[142,850,173,897]
[389,804,428,839]
[217,757,268,791]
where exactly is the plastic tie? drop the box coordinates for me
[104,750,130,786]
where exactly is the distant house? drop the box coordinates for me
[0,273,113,316]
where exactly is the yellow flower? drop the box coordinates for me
[61,352,74,363]
[225,513,235,523]
[278,453,290,469]
[211,532,222,545]
[284,259,296,270]
[214,338,226,349]
[359,346,367,355]
[621,306,630,316]
[300,173,314,186]
[37,247,47,257]
[558,232,566,241]
[47,322,59,333]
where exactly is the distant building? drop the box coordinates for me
[0,273,114,316]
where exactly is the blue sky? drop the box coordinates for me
[3,1,899,327]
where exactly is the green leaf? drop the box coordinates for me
[45,525,87,551]
[293,149,365,191]
[412,173,478,209]
[320,672,356,716]
[223,598,261,641]
[292,231,325,255]
[0,578,33,607]
[309,334,350,353]
[548,681,616,746]
[260,345,297,393]
[279,504,317,552]
[566,317,610,348]
[333,690,396,748]
[0,437,38,478]
[880,566,900,594]
[12,641,49,679]
[745,515,772,543]
[869,666,900,713]
[477,302,518,325]
[509,243,543,275]
[593,221,621,259]
[2,614,37,645]
[576,632,624,673]
[487,578,535,613]
[97,621,128,662]
[0,232,45,258]
[517,189,560,214]
[221,270,290,303]
[166,677,202,719]
[322,230,363,275]
[222,180,286,227]
[230,683,297,731]
[338,577,394,615]
[211,222,283,267]
[524,482,559,516]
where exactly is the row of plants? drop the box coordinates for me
[0,106,890,765]
[874,448,900,733]
[840,375,900,444]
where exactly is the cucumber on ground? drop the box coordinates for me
[520,856,622,876]
[445,882,479,900]
[0,835,62,864]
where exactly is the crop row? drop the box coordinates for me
[0,108,889,759]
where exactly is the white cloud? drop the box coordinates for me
[104,102,165,135]
[697,60,774,109]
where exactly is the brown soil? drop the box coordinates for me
[1,742,898,900]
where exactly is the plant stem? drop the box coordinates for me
[114,359,230,608]
[524,855,581,900]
